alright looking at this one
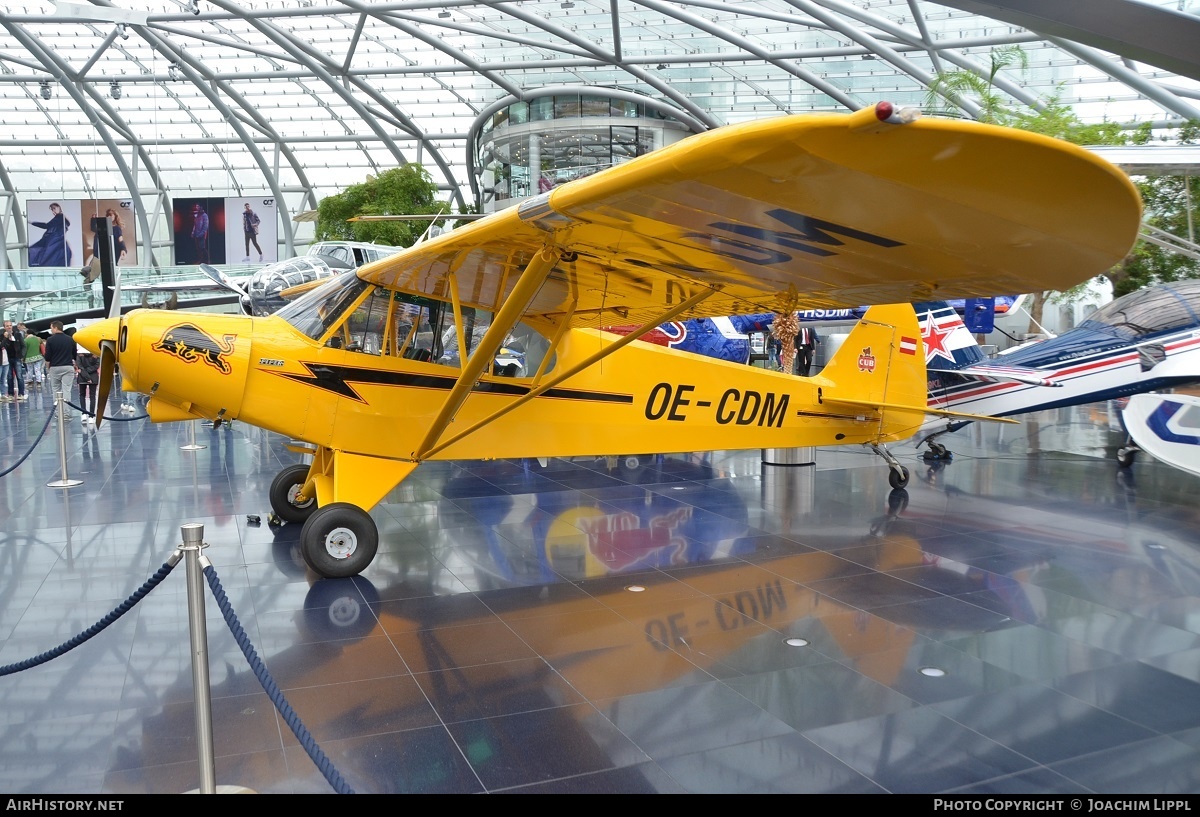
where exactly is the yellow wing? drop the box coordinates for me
[358,105,1142,329]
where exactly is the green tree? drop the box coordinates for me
[314,164,443,248]
[1114,121,1200,297]
[924,45,1028,123]
[927,48,1199,324]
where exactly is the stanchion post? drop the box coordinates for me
[180,523,216,794]
[181,420,206,452]
[46,390,83,489]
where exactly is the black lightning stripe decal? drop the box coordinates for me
[274,362,634,405]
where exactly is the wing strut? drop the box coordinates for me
[414,247,559,460]
[422,284,720,460]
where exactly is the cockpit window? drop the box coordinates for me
[276,272,369,341]
[279,274,555,375]
[1082,280,1200,339]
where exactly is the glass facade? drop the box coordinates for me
[474,92,691,212]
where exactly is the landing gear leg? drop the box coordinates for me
[869,443,910,489]
[918,430,953,462]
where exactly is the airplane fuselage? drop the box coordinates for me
[110,307,926,463]
[927,324,1200,430]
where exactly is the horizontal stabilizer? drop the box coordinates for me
[928,364,1061,387]
[824,396,1020,424]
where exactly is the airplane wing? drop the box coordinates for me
[927,364,1062,387]
[357,103,1142,330]
[120,268,253,293]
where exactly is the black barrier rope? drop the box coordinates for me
[203,565,356,795]
[0,404,58,479]
[0,561,177,676]
[65,398,148,422]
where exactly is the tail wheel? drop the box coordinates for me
[300,503,379,579]
[888,466,910,489]
[269,463,318,523]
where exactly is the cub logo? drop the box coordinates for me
[857,347,876,373]
[153,323,236,374]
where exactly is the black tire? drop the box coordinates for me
[300,502,379,579]
[888,466,910,489]
[1117,448,1137,469]
[269,464,317,523]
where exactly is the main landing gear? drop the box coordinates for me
[299,503,379,579]
[1116,437,1140,469]
[268,465,380,579]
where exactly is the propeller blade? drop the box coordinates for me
[95,339,117,429]
[199,263,250,299]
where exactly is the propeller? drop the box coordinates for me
[95,339,116,430]
[199,263,253,314]
[93,254,124,430]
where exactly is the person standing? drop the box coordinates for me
[242,203,263,262]
[45,321,77,418]
[795,324,820,377]
[191,202,209,264]
[76,346,100,424]
[2,320,26,401]
[22,325,44,389]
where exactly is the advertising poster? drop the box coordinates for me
[172,196,226,265]
[27,198,83,268]
[225,196,277,264]
[80,198,138,267]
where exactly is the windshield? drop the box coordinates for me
[276,272,369,341]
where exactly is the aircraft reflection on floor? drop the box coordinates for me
[104,433,1200,793]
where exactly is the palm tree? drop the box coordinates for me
[923,45,1029,123]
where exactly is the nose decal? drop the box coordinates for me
[152,323,237,374]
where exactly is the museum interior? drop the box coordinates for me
[1,0,1199,795]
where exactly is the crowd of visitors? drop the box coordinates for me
[3,319,106,424]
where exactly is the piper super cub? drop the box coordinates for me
[75,103,1142,579]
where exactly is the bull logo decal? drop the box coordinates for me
[153,323,236,374]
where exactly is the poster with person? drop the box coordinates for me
[27,198,83,268]
[81,198,137,267]
[225,197,277,265]
[172,196,226,265]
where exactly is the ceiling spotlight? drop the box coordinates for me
[110,80,121,100]
[438,9,451,17]
[185,0,200,15]
[168,63,183,81]
[39,80,52,101]
[656,63,666,70]
[117,23,130,40]
[562,0,575,6]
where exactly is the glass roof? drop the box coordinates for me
[1,0,1197,266]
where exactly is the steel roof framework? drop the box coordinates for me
[0,0,1197,268]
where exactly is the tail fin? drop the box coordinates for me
[914,300,987,370]
[820,303,926,442]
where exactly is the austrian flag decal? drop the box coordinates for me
[900,336,918,356]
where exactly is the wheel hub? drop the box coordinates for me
[287,484,313,508]
[324,526,358,559]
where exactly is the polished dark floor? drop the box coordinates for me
[1,386,1199,794]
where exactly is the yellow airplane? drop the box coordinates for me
[75,102,1142,580]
